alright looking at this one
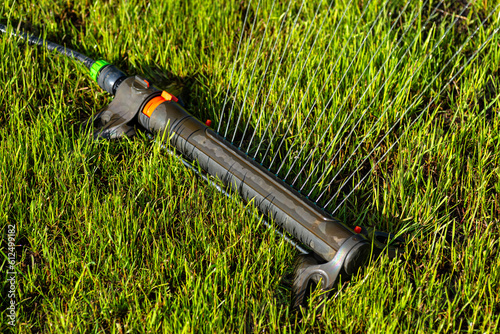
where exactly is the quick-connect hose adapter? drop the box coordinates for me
[89,60,127,95]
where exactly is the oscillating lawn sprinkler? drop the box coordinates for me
[1,24,404,307]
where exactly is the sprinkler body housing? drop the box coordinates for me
[93,74,402,305]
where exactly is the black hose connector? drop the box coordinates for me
[96,64,127,95]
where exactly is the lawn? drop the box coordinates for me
[1,0,499,332]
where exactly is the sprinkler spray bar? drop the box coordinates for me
[1,25,402,306]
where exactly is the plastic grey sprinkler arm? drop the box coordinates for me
[92,75,397,302]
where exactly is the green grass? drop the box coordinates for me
[1,0,499,332]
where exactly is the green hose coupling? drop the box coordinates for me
[89,60,110,82]
[89,60,127,95]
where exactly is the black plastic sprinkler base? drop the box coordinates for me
[0,24,404,307]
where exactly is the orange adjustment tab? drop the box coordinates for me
[161,91,178,103]
[142,91,178,117]
[143,96,166,117]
